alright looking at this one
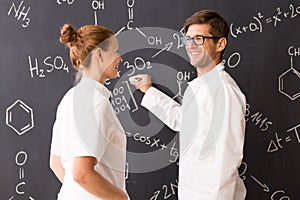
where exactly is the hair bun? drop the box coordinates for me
[59,24,78,47]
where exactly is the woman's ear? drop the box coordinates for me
[95,48,103,63]
[216,37,227,53]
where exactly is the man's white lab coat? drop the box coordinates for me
[141,63,247,200]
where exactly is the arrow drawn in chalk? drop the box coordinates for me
[152,42,173,58]
[250,175,270,192]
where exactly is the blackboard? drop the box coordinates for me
[1,0,300,199]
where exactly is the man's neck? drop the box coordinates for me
[196,61,221,77]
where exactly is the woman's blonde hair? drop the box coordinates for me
[59,24,114,70]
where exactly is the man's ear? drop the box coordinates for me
[216,37,227,53]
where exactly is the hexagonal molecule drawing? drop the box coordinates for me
[6,99,34,135]
[278,56,300,101]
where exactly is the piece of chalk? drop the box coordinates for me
[129,76,142,82]
[129,76,136,82]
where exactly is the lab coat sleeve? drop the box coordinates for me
[50,104,62,156]
[141,87,181,131]
[50,117,61,156]
[210,85,246,200]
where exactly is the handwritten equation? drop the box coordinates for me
[267,123,300,153]
[6,99,34,135]
[239,162,291,199]
[278,46,300,101]
[110,81,137,114]
[7,0,31,28]
[230,3,300,38]
[149,179,178,200]
[56,0,76,5]
[9,151,36,200]
[115,0,135,35]
[127,131,179,164]
[245,103,273,132]
[92,0,105,25]
[5,99,36,199]
[28,55,70,78]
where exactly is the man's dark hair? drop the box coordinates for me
[184,9,229,40]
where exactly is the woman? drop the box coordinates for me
[49,24,129,200]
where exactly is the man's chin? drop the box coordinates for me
[190,60,203,68]
[190,59,212,69]
[189,59,199,67]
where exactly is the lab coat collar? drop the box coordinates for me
[80,76,111,99]
[215,62,225,71]
[189,62,225,86]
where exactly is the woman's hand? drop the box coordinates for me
[73,156,129,200]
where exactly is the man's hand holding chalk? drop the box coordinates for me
[129,74,152,93]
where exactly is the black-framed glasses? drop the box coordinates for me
[181,35,222,46]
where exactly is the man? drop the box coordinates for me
[130,10,246,200]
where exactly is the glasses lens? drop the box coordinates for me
[194,36,203,45]
[182,36,205,46]
[181,36,187,45]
